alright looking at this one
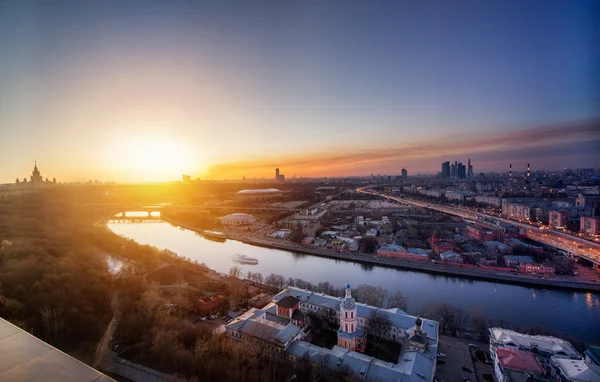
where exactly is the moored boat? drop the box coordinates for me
[203,230,227,242]
[232,253,259,265]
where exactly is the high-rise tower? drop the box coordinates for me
[30,161,43,187]
[467,159,474,179]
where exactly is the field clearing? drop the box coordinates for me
[327,200,407,210]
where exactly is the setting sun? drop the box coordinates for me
[106,134,195,182]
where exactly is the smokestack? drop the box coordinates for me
[509,164,512,180]
[527,164,530,178]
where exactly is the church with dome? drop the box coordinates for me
[337,284,367,352]
[227,282,440,381]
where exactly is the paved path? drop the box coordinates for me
[93,292,121,369]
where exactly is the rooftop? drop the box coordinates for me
[273,287,439,356]
[236,188,281,194]
[277,295,300,309]
[496,347,544,374]
[553,357,600,382]
[490,328,580,358]
[0,318,113,381]
[585,344,600,366]
[286,341,436,382]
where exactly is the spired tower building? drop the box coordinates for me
[30,162,43,187]
[337,284,367,352]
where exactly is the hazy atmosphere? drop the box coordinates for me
[1,0,598,182]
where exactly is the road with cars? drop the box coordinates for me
[357,187,600,268]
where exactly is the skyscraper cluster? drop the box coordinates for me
[441,159,473,179]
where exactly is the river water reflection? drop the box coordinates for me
[107,220,600,343]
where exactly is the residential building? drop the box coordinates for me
[503,255,534,268]
[197,294,227,316]
[576,193,600,215]
[377,244,430,260]
[377,244,407,257]
[478,219,520,240]
[520,262,555,275]
[445,189,476,202]
[301,221,321,237]
[476,195,502,206]
[549,210,570,228]
[423,189,444,198]
[439,250,463,263]
[466,225,494,241]
[402,168,408,179]
[355,216,365,227]
[476,182,494,192]
[504,238,543,253]
[365,228,378,237]
[482,241,513,254]
[503,203,532,221]
[580,217,600,236]
[293,208,327,222]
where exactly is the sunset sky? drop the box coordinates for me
[1,1,599,183]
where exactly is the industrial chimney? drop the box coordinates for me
[527,164,530,178]
[509,164,512,180]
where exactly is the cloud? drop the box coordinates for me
[201,118,600,178]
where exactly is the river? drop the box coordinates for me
[107,217,600,344]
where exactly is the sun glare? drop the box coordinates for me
[108,135,193,181]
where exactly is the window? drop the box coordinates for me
[345,323,348,331]
[345,311,348,319]
[351,312,354,318]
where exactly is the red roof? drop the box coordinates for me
[197,294,227,314]
[496,347,544,374]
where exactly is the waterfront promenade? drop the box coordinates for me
[160,216,600,292]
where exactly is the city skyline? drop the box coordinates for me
[1,1,599,183]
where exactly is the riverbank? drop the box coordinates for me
[160,216,600,292]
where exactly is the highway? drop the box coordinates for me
[357,187,600,268]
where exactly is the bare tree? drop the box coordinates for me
[38,306,63,345]
[387,290,409,311]
[317,281,335,295]
[265,273,286,290]
[366,310,392,347]
[229,265,242,279]
[471,313,490,341]
[435,303,455,334]
[355,284,388,307]
[448,307,469,335]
